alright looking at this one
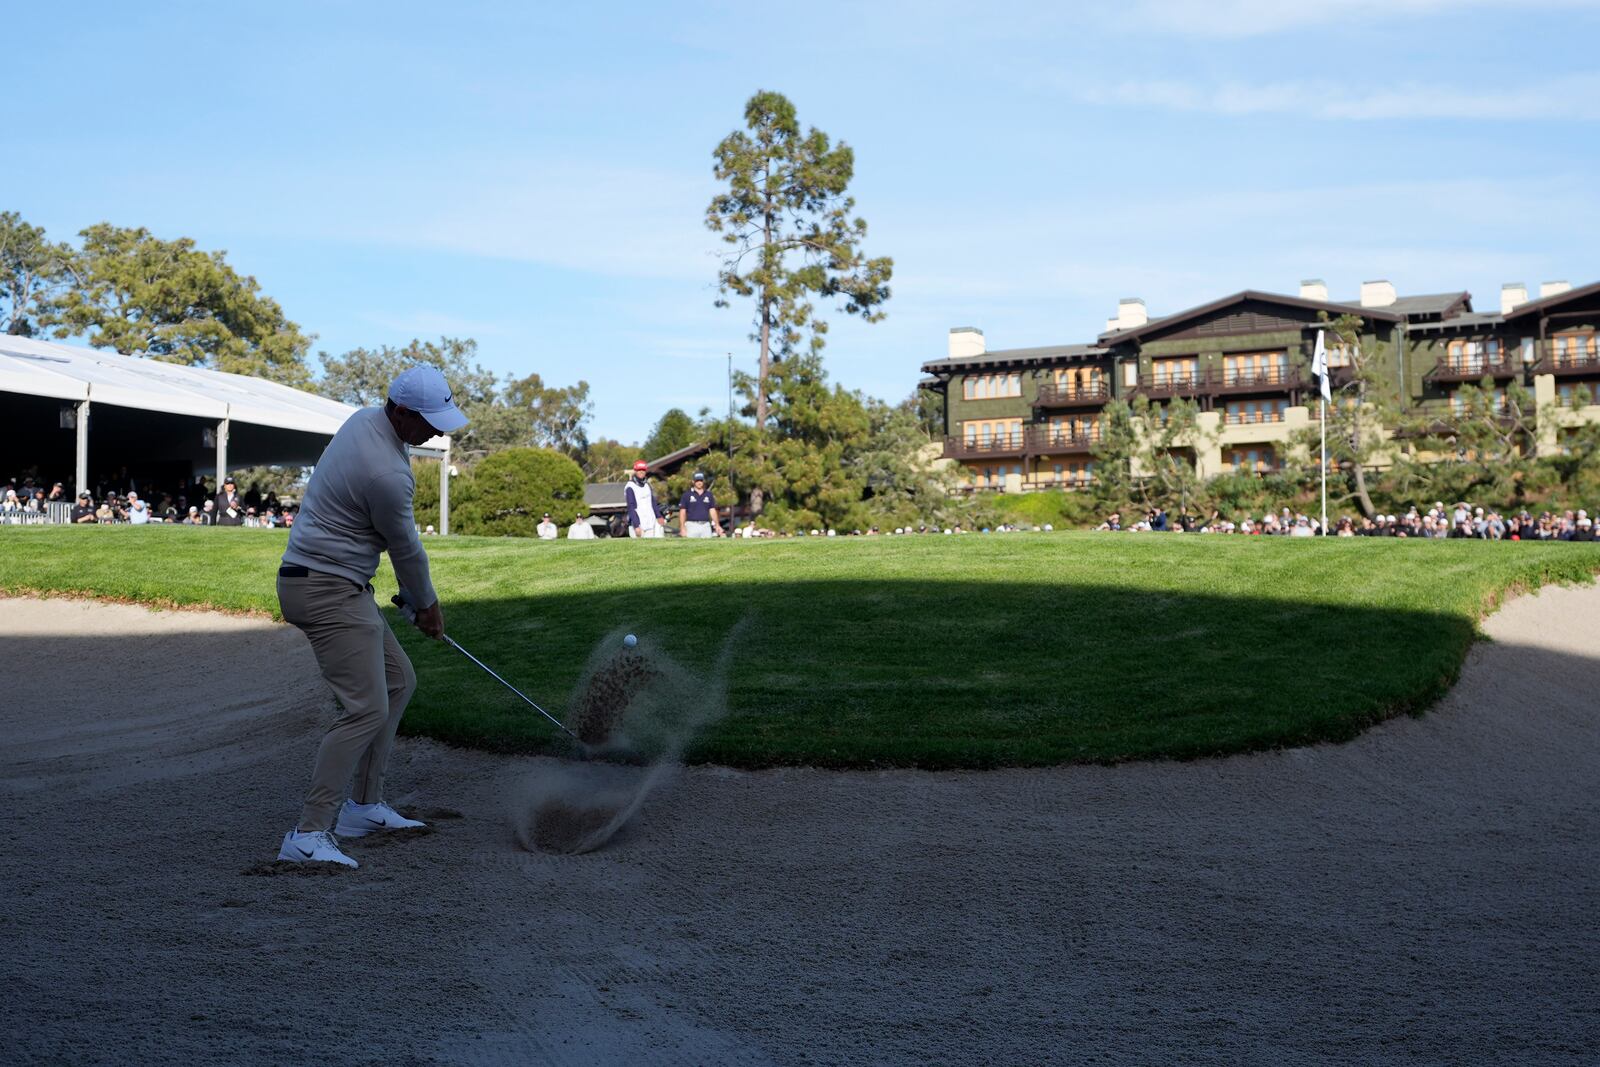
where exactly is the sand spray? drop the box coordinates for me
[510,615,750,854]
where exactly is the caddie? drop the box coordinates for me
[273,365,467,868]
[625,460,665,538]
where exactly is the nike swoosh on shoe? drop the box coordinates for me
[296,846,315,858]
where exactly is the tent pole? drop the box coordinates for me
[439,437,451,537]
[216,417,229,489]
[75,399,91,498]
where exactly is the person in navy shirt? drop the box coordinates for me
[678,471,723,538]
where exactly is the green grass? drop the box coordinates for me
[4,526,1598,768]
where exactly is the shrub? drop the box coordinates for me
[450,447,586,537]
[992,489,1097,528]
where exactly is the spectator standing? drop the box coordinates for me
[536,513,559,540]
[678,471,722,538]
[215,478,245,526]
[127,492,151,525]
[71,492,97,523]
[567,516,596,540]
[200,499,217,525]
[625,460,665,538]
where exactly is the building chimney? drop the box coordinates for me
[1299,279,1328,302]
[1539,280,1572,299]
[1117,298,1148,329]
[948,326,985,359]
[1105,317,1121,333]
[1359,280,1396,308]
[1500,283,1528,315]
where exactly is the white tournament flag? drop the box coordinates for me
[1312,329,1332,403]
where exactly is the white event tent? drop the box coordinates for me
[0,335,455,532]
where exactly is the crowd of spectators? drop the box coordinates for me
[10,468,1598,543]
[1094,503,1598,541]
[1,472,299,529]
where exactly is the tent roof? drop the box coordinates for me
[0,335,448,450]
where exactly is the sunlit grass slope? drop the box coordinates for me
[5,527,1596,767]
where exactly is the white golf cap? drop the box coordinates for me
[388,366,469,433]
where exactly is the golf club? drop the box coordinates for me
[391,593,580,744]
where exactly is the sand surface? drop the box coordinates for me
[2,588,1597,1066]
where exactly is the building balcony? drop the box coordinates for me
[943,433,1028,460]
[1027,426,1100,454]
[1211,365,1306,396]
[1424,359,1522,383]
[1132,372,1207,400]
[1132,366,1305,399]
[1533,353,1600,378]
[1033,382,1111,409]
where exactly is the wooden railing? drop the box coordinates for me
[1424,358,1521,383]
[1534,351,1600,377]
[1034,382,1111,407]
[1133,365,1305,398]
[943,432,1028,459]
[1027,426,1100,453]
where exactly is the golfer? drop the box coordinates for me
[273,366,467,868]
[625,460,665,538]
[678,471,722,538]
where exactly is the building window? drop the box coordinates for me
[1051,366,1103,397]
[962,372,1023,400]
[1223,351,1288,385]
[1224,399,1287,425]
[1557,384,1594,409]
[1151,357,1198,387]
[1451,388,1506,415]
[962,418,1023,448]
[1046,414,1099,444]
[1225,446,1277,474]
[1326,343,1354,368]
[1446,338,1503,373]
[1552,332,1598,366]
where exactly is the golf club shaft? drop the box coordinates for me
[443,635,579,742]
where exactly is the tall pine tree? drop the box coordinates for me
[707,90,892,514]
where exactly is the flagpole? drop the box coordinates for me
[1312,328,1330,537]
[1320,394,1328,536]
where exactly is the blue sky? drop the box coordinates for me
[11,1,1600,441]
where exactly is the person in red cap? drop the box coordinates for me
[625,460,665,538]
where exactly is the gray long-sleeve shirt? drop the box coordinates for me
[281,407,437,608]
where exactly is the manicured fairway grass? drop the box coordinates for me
[4,526,1597,767]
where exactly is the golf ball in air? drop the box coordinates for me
[623,634,638,647]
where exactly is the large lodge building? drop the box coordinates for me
[920,278,1600,491]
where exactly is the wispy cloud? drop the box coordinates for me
[1074,73,1600,120]
[1114,0,1600,38]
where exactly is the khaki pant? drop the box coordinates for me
[278,572,417,832]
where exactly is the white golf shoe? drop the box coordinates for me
[334,799,426,838]
[277,828,358,868]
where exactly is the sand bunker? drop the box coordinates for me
[6,590,1600,1065]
